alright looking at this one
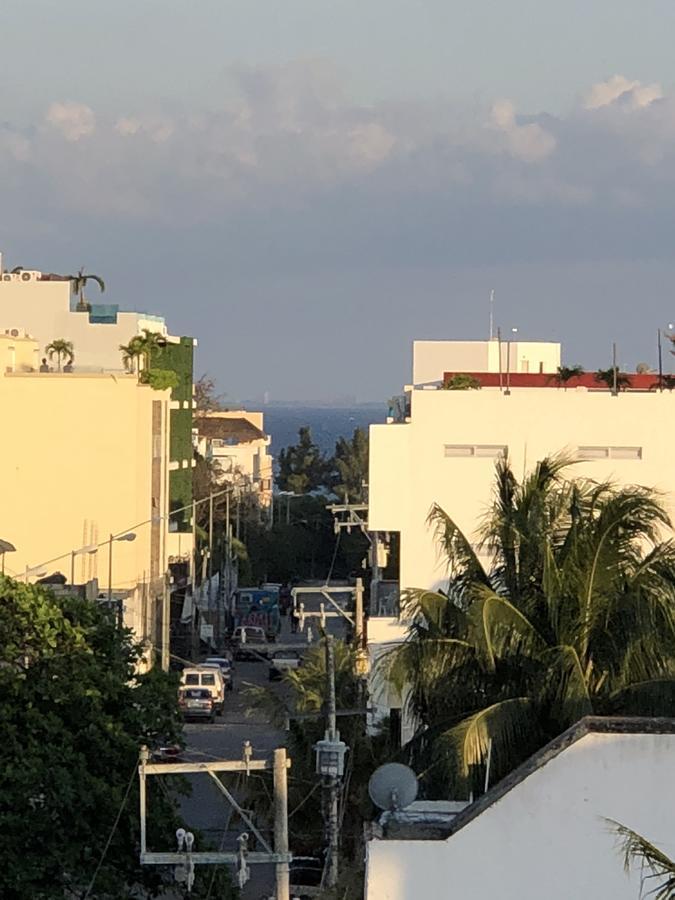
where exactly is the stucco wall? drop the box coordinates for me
[370,387,675,593]
[366,731,675,900]
[0,279,167,371]
[0,372,169,594]
[412,340,561,385]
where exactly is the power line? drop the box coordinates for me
[83,763,137,898]
[323,527,342,587]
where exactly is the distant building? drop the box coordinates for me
[367,338,675,738]
[0,333,173,653]
[366,717,675,900]
[195,411,273,508]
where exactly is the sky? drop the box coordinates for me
[4,1,675,401]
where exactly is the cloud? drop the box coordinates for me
[584,75,663,111]
[46,101,96,141]
[3,66,675,272]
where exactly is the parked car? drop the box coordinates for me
[268,648,302,682]
[180,666,226,713]
[203,657,235,691]
[178,687,216,722]
[232,626,269,661]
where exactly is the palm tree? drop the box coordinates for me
[119,329,165,378]
[609,820,675,899]
[550,365,584,387]
[596,366,631,391]
[119,336,144,375]
[45,339,74,372]
[69,269,105,312]
[382,454,675,796]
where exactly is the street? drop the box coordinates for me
[177,591,351,898]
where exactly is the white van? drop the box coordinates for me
[180,666,225,714]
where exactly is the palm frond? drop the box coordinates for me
[468,588,547,670]
[608,819,675,899]
[437,697,540,779]
[427,504,490,596]
[607,679,675,717]
[540,645,593,727]
[398,588,469,636]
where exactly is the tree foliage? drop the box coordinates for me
[382,453,675,797]
[330,427,369,502]
[194,374,227,414]
[595,366,631,391]
[277,426,330,495]
[45,338,74,372]
[442,374,482,391]
[140,368,180,391]
[609,819,675,899]
[0,578,235,899]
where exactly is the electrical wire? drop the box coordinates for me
[323,527,342,588]
[83,763,137,898]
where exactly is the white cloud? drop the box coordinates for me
[46,101,96,141]
[490,99,556,162]
[584,74,663,111]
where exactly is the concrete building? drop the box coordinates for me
[195,411,273,508]
[366,717,675,900]
[0,263,196,557]
[370,339,675,594]
[0,334,172,650]
[367,339,675,737]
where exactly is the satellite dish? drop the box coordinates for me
[368,763,418,811]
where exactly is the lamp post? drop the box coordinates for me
[70,544,98,588]
[0,538,16,576]
[108,532,137,626]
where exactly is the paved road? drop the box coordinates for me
[178,606,349,898]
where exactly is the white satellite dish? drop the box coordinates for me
[368,763,418,811]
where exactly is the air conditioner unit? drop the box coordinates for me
[1,274,13,282]
[19,270,41,282]
[10,329,19,337]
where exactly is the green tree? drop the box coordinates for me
[277,426,329,494]
[383,454,675,796]
[550,364,584,387]
[120,335,145,375]
[45,338,74,372]
[442,374,482,390]
[246,640,395,893]
[595,366,631,391]
[0,577,235,899]
[69,269,105,312]
[331,427,369,502]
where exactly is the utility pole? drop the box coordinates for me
[191,499,197,659]
[274,748,290,900]
[369,532,381,616]
[161,574,170,672]
[325,636,339,889]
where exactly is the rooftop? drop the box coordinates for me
[197,416,267,444]
[442,371,664,391]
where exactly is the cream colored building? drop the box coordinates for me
[0,337,171,647]
[0,266,169,372]
[195,410,273,507]
[0,328,40,373]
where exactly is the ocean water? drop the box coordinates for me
[261,405,385,455]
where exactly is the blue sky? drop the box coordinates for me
[3,1,675,400]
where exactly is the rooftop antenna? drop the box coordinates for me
[489,289,495,340]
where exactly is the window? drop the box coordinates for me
[201,673,215,686]
[577,446,642,460]
[444,444,507,459]
[185,673,199,685]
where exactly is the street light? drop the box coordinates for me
[108,532,137,625]
[505,327,518,396]
[70,544,98,587]
[0,538,16,576]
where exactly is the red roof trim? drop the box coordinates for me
[443,372,661,390]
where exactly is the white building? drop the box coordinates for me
[367,339,675,737]
[0,264,170,371]
[370,339,674,594]
[195,411,273,508]
[366,717,675,900]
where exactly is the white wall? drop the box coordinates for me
[366,731,675,900]
[370,388,675,593]
[0,279,168,371]
[412,340,561,385]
